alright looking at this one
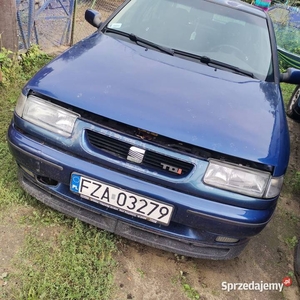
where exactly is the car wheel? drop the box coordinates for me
[286,85,300,121]
[295,240,300,286]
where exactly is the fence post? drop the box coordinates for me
[0,0,18,51]
[27,0,35,48]
[70,0,77,46]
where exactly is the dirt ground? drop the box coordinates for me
[110,117,300,300]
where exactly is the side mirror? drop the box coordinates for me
[280,68,300,84]
[85,9,102,28]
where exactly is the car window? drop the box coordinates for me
[107,0,273,81]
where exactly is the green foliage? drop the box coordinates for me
[137,268,146,278]
[178,271,200,300]
[0,48,21,87]
[19,44,51,76]
[285,235,298,249]
[283,169,300,195]
[287,270,295,278]
[0,45,51,89]
[0,48,12,63]
[0,46,53,210]
[280,82,297,106]
[22,206,74,227]
[267,1,300,69]
[274,24,300,52]
[15,219,117,300]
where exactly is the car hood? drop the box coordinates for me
[25,33,289,175]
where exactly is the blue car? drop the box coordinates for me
[7,0,300,260]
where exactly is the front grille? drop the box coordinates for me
[86,130,194,176]
[87,130,130,158]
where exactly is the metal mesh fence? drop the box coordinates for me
[16,0,123,51]
[17,0,75,50]
[72,0,124,45]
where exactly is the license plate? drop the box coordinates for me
[70,173,173,225]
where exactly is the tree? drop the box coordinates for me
[0,0,18,52]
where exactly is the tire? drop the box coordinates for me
[286,85,300,121]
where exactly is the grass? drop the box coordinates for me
[0,57,34,209]
[285,236,299,249]
[281,81,300,196]
[15,220,116,300]
[178,271,200,300]
[281,82,296,106]
[283,169,300,196]
[0,46,118,300]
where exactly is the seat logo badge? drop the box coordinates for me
[127,146,145,164]
[161,163,183,175]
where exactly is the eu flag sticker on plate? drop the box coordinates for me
[70,174,81,193]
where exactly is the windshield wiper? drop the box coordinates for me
[104,28,174,56]
[173,49,255,78]
[129,34,174,56]
[104,28,253,77]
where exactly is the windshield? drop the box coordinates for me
[107,0,273,80]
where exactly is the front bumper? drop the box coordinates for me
[8,121,276,260]
[18,169,248,260]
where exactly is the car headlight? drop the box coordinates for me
[203,160,283,198]
[15,94,79,137]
